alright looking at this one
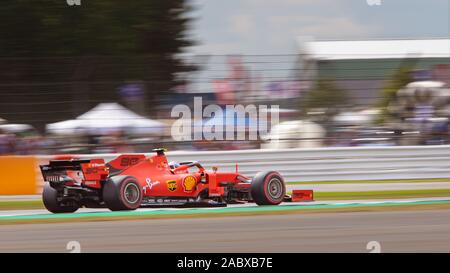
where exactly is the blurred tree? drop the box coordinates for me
[375,65,415,124]
[0,0,196,130]
[300,78,348,122]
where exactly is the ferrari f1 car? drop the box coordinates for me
[40,148,310,213]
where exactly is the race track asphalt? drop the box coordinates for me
[1,208,450,252]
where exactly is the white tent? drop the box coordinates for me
[46,103,166,135]
[0,117,6,125]
[261,120,325,149]
[0,123,35,133]
[397,81,450,105]
[333,109,381,126]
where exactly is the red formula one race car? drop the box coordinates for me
[40,148,311,213]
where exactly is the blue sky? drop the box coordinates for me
[188,0,450,55]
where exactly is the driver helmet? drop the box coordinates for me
[168,161,180,169]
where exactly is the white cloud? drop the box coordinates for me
[298,17,380,38]
[228,14,255,36]
[265,15,382,49]
[189,0,447,55]
[191,42,242,55]
[244,0,335,8]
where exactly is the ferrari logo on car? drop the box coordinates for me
[166,180,177,192]
[183,176,197,192]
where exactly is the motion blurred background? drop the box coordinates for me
[0,0,449,154]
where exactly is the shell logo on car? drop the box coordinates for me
[183,176,197,192]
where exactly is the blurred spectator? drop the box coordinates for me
[0,131,16,155]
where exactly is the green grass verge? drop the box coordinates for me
[314,189,450,200]
[288,178,450,185]
[1,188,450,210]
[0,200,44,210]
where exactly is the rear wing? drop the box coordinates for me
[40,159,109,188]
[40,159,91,171]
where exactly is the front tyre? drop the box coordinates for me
[103,176,143,211]
[251,171,285,205]
[42,184,79,213]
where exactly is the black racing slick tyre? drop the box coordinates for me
[103,176,143,211]
[251,171,286,205]
[42,184,79,213]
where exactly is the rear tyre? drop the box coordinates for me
[103,176,143,211]
[251,171,285,205]
[42,184,79,213]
